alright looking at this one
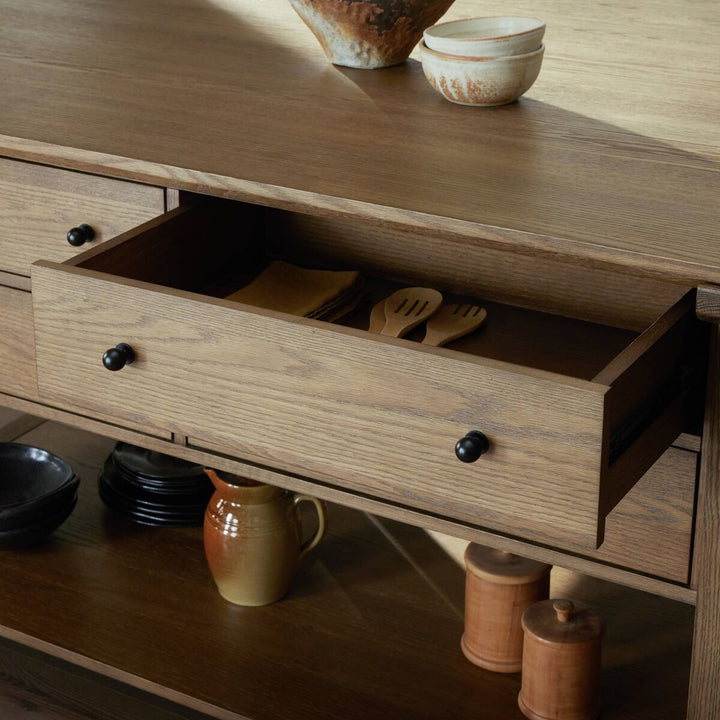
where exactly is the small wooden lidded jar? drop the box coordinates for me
[462,543,551,673]
[519,599,606,720]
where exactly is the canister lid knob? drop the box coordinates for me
[522,598,606,644]
[553,599,574,623]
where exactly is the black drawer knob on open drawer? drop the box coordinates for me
[455,431,490,463]
[66,223,95,246]
[102,343,135,371]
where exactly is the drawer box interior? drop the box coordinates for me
[31,198,707,549]
[72,199,646,379]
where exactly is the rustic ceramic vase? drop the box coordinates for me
[462,543,551,673]
[288,0,457,69]
[519,598,606,720]
[203,469,327,606]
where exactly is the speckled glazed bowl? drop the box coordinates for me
[423,16,545,57]
[419,42,544,106]
[288,0,457,69]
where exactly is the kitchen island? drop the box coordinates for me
[0,0,718,717]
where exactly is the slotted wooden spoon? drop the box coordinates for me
[374,287,443,338]
[422,303,487,346]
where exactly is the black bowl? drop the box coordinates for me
[0,442,79,532]
[0,495,78,548]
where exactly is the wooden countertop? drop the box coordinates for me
[0,0,718,283]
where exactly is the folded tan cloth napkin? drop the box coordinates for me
[225,261,361,317]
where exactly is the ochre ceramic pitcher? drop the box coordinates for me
[203,469,327,606]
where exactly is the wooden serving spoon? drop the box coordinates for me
[368,296,388,333]
[376,287,443,338]
[422,303,487,346]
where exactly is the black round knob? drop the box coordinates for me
[455,431,489,463]
[67,223,95,247]
[102,343,135,371]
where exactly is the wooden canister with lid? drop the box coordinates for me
[462,543,551,672]
[519,598,606,720]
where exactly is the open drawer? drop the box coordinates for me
[30,201,706,549]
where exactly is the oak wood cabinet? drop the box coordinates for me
[28,199,702,551]
[0,0,718,717]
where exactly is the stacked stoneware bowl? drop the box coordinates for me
[99,442,213,527]
[0,442,79,548]
[419,16,545,106]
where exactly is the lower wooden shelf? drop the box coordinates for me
[0,421,694,719]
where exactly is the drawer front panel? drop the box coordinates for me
[0,281,171,438]
[0,158,164,276]
[0,285,38,400]
[32,264,609,548]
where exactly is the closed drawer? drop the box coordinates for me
[0,285,38,400]
[30,202,707,550]
[587,445,696,583]
[0,157,165,278]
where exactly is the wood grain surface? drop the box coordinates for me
[0,158,164,277]
[30,197,702,551]
[696,284,720,323]
[0,420,696,720]
[0,0,717,284]
[0,2,716,715]
[688,325,720,718]
[0,387,699,601]
[0,638,212,720]
[0,286,38,400]
[266,212,690,331]
[32,260,613,548]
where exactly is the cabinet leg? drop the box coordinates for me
[688,324,720,719]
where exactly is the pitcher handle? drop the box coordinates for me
[294,495,327,559]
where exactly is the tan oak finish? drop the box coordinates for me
[0,286,38,400]
[0,391,699,597]
[0,0,717,284]
[0,158,164,278]
[30,256,609,547]
[30,203,703,550]
[266,212,692,332]
[0,0,718,717]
